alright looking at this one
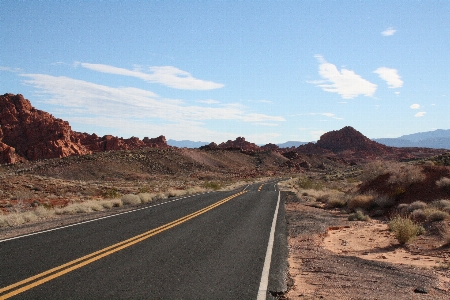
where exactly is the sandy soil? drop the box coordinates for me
[285,196,450,300]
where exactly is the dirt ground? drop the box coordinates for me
[285,193,450,300]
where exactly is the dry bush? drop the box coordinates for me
[407,201,428,212]
[347,194,375,211]
[298,176,323,190]
[121,194,142,205]
[436,177,450,189]
[34,206,56,218]
[387,163,425,186]
[138,193,154,203]
[185,186,206,194]
[424,209,449,222]
[389,215,424,245]
[348,210,371,221]
[360,160,387,182]
[373,195,395,209]
[410,209,427,222]
[167,189,184,198]
[326,193,347,208]
[431,199,450,213]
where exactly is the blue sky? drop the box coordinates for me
[1,1,449,144]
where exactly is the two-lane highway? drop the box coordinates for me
[0,181,287,299]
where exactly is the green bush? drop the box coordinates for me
[388,215,424,245]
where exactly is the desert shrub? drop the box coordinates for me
[326,194,347,208]
[397,203,409,213]
[347,194,375,211]
[360,160,387,182]
[348,210,370,221]
[186,186,205,194]
[410,209,427,222]
[138,193,154,203]
[373,195,395,209]
[408,201,428,212]
[167,189,184,198]
[425,209,449,222]
[387,163,425,186]
[121,194,141,205]
[101,188,121,198]
[203,181,222,190]
[431,199,450,213]
[389,215,424,245]
[298,176,323,190]
[34,206,55,218]
[436,177,450,190]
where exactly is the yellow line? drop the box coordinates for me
[0,191,246,299]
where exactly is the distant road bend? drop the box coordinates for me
[0,181,288,299]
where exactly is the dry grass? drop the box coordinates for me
[347,194,375,211]
[436,177,450,189]
[121,194,141,205]
[360,161,425,186]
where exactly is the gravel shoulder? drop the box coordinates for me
[285,193,450,300]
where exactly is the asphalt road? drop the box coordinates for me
[0,181,287,299]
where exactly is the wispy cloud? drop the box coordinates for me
[78,62,224,90]
[197,99,220,104]
[20,73,283,127]
[410,104,421,109]
[310,55,377,99]
[381,27,396,36]
[414,112,426,117]
[295,112,343,120]
[0,66,23,73]
[374,67,403,88]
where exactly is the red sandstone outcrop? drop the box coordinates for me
[0,94,91,163]
[0,94,168,164]
[200,137,260,152]
[74,133,168,152]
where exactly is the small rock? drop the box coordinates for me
[414,287,428,294]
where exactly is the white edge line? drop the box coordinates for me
[257,191,280,300]
[0,192,211,243]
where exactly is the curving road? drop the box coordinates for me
[0,181,287,299]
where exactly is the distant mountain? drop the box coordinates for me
[167,139,209,148]
[277,141,308,148]
[374,129,450,150]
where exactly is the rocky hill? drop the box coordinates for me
[294,126,445,161]
[0,94,168,164]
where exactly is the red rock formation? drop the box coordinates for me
[0,94,91,163]
[0,94,169,164]
[315,126,389,154]
[200,137,260,152]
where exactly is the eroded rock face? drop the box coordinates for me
[0,94,91,163]
[0,94,169,164]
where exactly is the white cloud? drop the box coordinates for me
[20,73,284,127]
[414,112,426,117]
[374,67,403,88]
[197,99,220,104]
[79,62,224,90]
[310,130,326,141]
[381,27,396,36]
[310,55,377,99]
[0,66,22,73]
[410,104,421,109]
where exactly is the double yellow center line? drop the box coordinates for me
[0,191,247,299]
